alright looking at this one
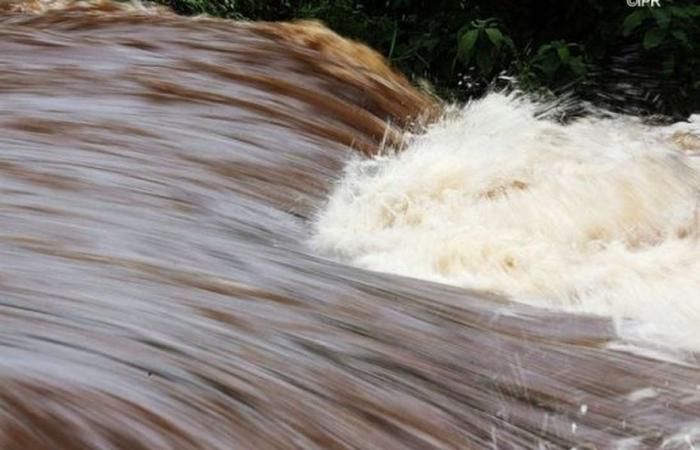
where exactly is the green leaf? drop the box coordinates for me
[457,29,479,62]
[471,19,488,29]
[556,45,570,63]
[421,37,439,51]
[476,45,494,74]
[669,5,690,19]
[649,8,670,29]
[643,27,666,49]
[536,44,552,57]
[671,29,689,45]
[568,56,586,76]
[484,27,504,50]
[457,23,471,37]
[537,54,560,77]
[503,36,516,51]
[622,10,648,36]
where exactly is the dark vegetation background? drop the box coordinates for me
[156,0,699,119]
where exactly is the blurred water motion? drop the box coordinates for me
[0,2,699,449]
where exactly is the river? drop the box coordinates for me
[0,2,699,449]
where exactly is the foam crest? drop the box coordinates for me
[312,93,700,349]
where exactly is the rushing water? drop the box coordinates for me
[313,93,700,350]
[0,2,699,449]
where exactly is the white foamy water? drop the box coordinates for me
[312,93,700,349]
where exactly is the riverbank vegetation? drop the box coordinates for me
[156,0,699,118]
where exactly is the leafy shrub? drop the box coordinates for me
[533,41,586,81]
[456,18,515,76]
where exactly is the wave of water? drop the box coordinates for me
[313,93,700,350]
[1,1,700,449]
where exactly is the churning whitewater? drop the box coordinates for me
[312,93,700,349]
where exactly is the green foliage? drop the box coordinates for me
[533,41,586,81]
[622,4,699,49]
[617,3,699,116]
[456,18,515,76]
[156,0,700,117]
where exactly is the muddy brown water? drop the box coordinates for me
[0,2,698,449]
